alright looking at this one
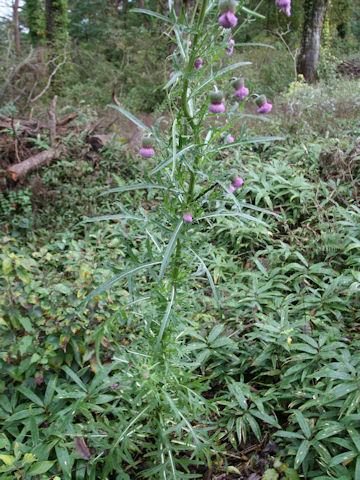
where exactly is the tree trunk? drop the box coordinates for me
[297,0,330,83]
[45,0,68,45]
[13,0,20,57]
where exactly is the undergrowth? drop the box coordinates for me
[0,2,360,480]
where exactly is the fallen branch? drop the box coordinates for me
[30,56,67,103]
[6,149,59,181]
[48,95,57,148]
[57,113,78,127]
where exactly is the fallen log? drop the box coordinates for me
[6,148,59,181]
[57,113,78,127]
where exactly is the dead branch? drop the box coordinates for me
[6,149,59,181]
[30,56,67,103]
[48,95,57,148]
[57,113,78,127]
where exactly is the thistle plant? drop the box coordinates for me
[83,1,279,477]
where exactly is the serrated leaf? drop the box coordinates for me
[109,104,151,132]
[159,221,183,280]
[86,261,161,302]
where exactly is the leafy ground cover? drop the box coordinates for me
[1,4,360,480]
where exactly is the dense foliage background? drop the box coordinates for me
[0,1,359,479]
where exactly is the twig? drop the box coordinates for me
[30,57,67,103]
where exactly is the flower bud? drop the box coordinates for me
[183,212,193,223]
[229,184,235,193]
[226,38,235,56]
[227,135,235,144]
[194,58,203,70]
[232,176,244,188]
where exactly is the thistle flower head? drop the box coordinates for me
[140,137,155,157]
[194,58,203,70]
[226,38,235,56]
[275,0,291,16]
[235,85,249,100]
[209,91,225,114]
[232,176,244,188]
[256,95,272,114]
[218,1,238,28]
[183,212,193,223]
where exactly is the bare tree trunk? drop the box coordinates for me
[297,0,330,83]
[13,0,20,57]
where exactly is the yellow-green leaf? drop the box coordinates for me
[0,454,15,465]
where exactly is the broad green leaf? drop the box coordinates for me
[109,104,151,132]
[16,386,44,407]
[315,424,344,440]
[55,446,72,480]
[329,451,357,467]
[283,468,300,480]
[0,455,15,465]
[294,411,311,439]
[348,427,360,452]
[62,365,87,392]
[244,413,261,441]
[28,460,55,475]
[2,257,12,275]
[44,375,57,407]
[294,439,310,468]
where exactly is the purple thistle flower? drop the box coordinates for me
[218,11,238,28]
[194,58,203,70]
[256,95,273,114]
[140,137,155,157]
[140,147,155,158]
[235,86,249,100]
[227,135,235,144]
[257,102,273,114]
[275,0,291,16]
[229,185,236,193]
[183,212,193,223]
[226,38,235,56]
[232,177,244,188]
[209,102,225,113]
[209,91,225,114]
